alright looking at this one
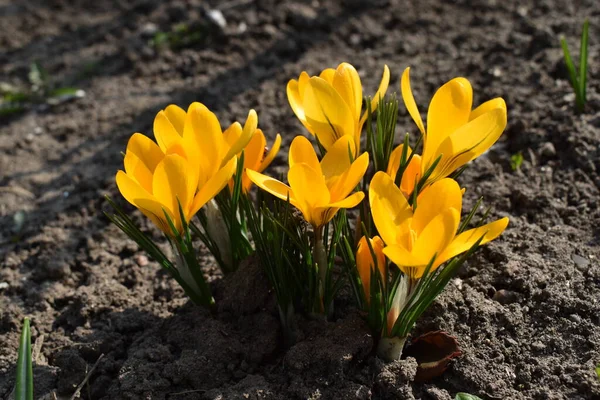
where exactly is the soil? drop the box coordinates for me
[1,0,600,399]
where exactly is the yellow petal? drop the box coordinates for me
[433,107,507,180]
[183,105,224,186]
[387,144,421,197]
[319,68,336,84]
[298,71,310,100]
[383,245,429,272]
[333,62,362,119]
[328,191,364,208]
[163,104,186,135]
[470,97,506,121]
[369,172,412,246]
[320,135,355,180]
[116,170,153,207]
[223,122,243,150]
[289,135,321,173]
[124,151,154,193]
[288,163,330,209]
[328,152,369,203]
[245,169,299,207]
[359,64,390,128]
[154,111,183,153]
[135,197,177,235]
[152,155,196,228]
[191,157,237,216]
[412,208,460,269]
[187,102,209,113]
[386,144,404,182]
[125,133,164,173]
[401,154,421,198]
[436,217,509,267]
[424,77,473,168]
[413,178,462,234]
[116,171,170,234]
[259,133,281,172]
[244,129,267,171]
[223,109,257,165]
[287,78,314,135]
[302,76,355,150]
[400,67,425,136]
[312,192,364,226]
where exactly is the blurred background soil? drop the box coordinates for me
[1,0,599,398]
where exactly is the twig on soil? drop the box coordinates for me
[167,389,206,398]
[218,0,254,11]
[32,334,45,364]
[69,353,104,400]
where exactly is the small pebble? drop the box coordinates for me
[135,254,149,267]
[531,341,546,351]
[492,289,519,304]
[207,9,227,29]
[568,314,581,324]
[571,254,590,268]
[539,142,556,157]
[141,22,159,37]
[0,282,9,290]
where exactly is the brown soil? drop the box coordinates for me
[1,0,599,399]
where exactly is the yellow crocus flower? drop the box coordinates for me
[287,62,390,155]
[386,144,422,198]
[246,135,369,228]
[223,123,282,193]
[369,171,509,279]
[401,67,507,183]
[116,103,257,235]
[153,102,257,189]
[356,235,386,303]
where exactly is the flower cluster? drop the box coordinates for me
[108,61,509,361]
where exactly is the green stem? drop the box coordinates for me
[313,226,328,313]
[175,245,215,309]
[278,303,297,348]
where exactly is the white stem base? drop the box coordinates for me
[377,336,407,362]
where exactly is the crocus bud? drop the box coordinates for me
[356,235,386,304]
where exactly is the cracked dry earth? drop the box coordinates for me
[1,0,600,399]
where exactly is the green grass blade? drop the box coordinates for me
[560,38,579,92]
[579,19,589,104]
[15,317,33,400]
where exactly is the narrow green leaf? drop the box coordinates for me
[458,197,483,234]
[560,37,579,93]
[15,317,33,400]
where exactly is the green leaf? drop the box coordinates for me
[15,317,33,400]
[455,393,483,400]
[560,37,579,93]
[47,87,85,105]
[510,152,523,171]
[0,103,26,117]
[595,364,600,380]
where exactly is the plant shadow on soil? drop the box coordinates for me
[2,0,600,399]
